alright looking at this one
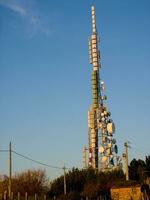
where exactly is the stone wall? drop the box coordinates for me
[111,186,142,200]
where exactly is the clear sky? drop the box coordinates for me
[0,0,150,179]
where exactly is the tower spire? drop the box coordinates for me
[89,5,100,72]
[83,5,122,171]
[91,5,96,34]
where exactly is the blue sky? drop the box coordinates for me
[0,0,150,179]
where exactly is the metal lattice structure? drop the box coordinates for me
[83,5,122,171]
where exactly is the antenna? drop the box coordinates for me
[83,5,121,171]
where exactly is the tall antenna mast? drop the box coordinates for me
[83,5,122,171]
[87,5,100,169]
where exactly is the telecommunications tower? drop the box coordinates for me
[83,5,121,171]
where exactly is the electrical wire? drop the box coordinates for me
[0,150,9,152]
[0,149,72,170]
[130,146,147,156]
[12,150,72,170]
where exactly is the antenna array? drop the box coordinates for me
[83,6,122,171]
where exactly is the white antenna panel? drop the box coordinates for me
[101,156,107,162]
[99,146,104,153]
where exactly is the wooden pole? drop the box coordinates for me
[11,192,13,200]
[17,192,20,200]
[4,191,7,200]
[25,192,28,200]
[8,142,12,199]
[124,142,129,181]
[35,193,37,200]
[63,166,66,195]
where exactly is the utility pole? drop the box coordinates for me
[124,142,129,181]
[82,146,87,169]
[63,166,66,195]
[8,142,12,199]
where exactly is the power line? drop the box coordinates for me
[12,150,72,170]
[130,146,147,156]
[0,150,9,152]
[0,149,73,170]
[12,150,63,169]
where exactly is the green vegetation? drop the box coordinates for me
[48,156,150,199]
[129,156,150,181]
[48,168,124,199]
[0,156,150,199]
[0,169,49,198]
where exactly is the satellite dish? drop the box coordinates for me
[102,137,105,143]
[99,122,103,129]
[99,146,104,153]
[102,117,105,121]
[91,143,95,148]
[112,139,116,144]
[112,122,115,133]
[106,148,110,155]
[101,156,107,162]
[101,113,104,117]
[110,158,114,165]
[105,137,108,143]
[104,111,107,115]
[108,112,111,116]
[107,136,112,141]
[101,80,104,85]
[114,145,118,154]
[107,122,115,134]
[110,154,113,159]
[101,81,105,91]
[107,143,112,148]
[117,156,122,162]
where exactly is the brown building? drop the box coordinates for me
[111,185,149,200]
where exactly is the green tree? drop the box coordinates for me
[48,168,125,199]
[129,158,146,181]
[0,175,9,195]
[81,183,99,199]
[145,156,150,177]
[12,169,48,196]
[0,169,48,198]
